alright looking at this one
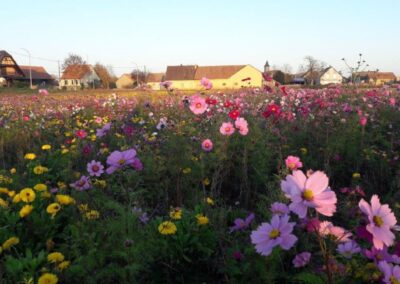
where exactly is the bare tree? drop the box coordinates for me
[303,56,326,85]
[62,53,86,71]
[282,64,293,74]
[131,69,148,86]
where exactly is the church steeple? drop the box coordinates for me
[264,60,270,72]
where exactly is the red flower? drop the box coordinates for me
[280,86,288,96]
[223,101,233,108]
[262,72,273,82]
[205,97,217,105]
[75,129,87,139]
[229,109,240,120]
[262,103,281,119]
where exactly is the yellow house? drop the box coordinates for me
[163,64,262,90]
[146,73,164,90]
[116,73,135,89]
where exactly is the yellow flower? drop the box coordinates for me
[203,178,210,186]
[8,191,15,198]
[55,195,75,205]
[9,168,16,174]
[38,273,58,284]
[158,221,177,235]
[41,191,51,199]
[300,147,308,155]
[2,237,19,250]
[182,167,191,174]
[12,194,21,203]
[85,210,100,220]
[34,183,48,192]
[196,214,209,226]
[24,153,36,160]
[0,197,8,208]
[33,166,49,175]
[42,144,52,150]
[206,197,214,206]
[19,205,33,218]
[352,172,361,179]
[57,182,67,190]
[47,252,64,263]
[94,179,107,188]
[90,134,96,141]
[47,203,61,217]
[169,208,182,220]
[61,149,69,154]
[0,187,8,194]
[57,260,70,271]
[19,188,36,203]
[78,203,89,212]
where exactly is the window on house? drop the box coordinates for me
[222,82,226,86]
[75,80,78,85]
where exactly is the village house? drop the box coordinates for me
[294,66,343,85]
[116,73,135,89]
[0,50,25,87]
[146,73,164,90]
[354,71,397,85]
[19,65,53,86]
[163,64,262,90]
[60,64,100,90]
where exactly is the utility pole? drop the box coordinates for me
[21,48,33,89]
[131,61,139,88]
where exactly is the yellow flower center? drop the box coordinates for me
[118,159,126,165]
[269,229,280,239]
[302,189,314,201]
[390,276,400,284]
[373,215,384,227]
[288,162,295,169]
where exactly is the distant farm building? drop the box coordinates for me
[116,73,136,89]
[354,71,397,86]
[163,64,262,90]
[0,50,25,86]
[146,73,164,90]
[293,67,343,85]
[60,64,100,90]
[19,65,53,86]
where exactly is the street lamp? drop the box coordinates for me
[21,48,33,89]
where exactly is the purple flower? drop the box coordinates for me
[364,247,392,263]
[337,241,361,259]
[70,175,91,191]
[139,212,149,224]
[250,215,297,256]
[230,213,255,232]
[292,252,311,268]
[160,81,172,89]
[270,202,289,216]
[82,144,92,156]
[96,123,111,138]
[87,160,104,177]
[106,149,137,174]
[378,261,400,284]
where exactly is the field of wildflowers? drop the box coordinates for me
[1,82,400,283]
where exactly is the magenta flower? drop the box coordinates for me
[364,247,392,263]
[281,170,337,218]
[270,202,289,217]
[359,195,397,249]
[70,175,91,191]
[106,149,137,174]
[75,129,87,139]
[378,261,400,284]
[131,157,143,171]
[87,160,104,177]
[250,215,297,256]
[292,252,311,268]
[285,155,303,171]
[38,89,49,95]
[337,241,361,259]
[219,122,235,136]
[189,95,208,115]
[230,213,255,232]
[201,139,213,152]
[200,77,213,90]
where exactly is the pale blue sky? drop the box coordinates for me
[3,0,400,77]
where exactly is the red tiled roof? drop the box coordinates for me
[61,64,92,79]
[146,73,164,82]
[19,65,52,80]
[355,71,396,80]
[194,65,246,79]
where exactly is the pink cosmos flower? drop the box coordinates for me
[219,122,235,136]
[360,116,367,126]
[201,139,213,152]
[200,77,213,90]
[319,221,352,242]
[250,215,297,256]
[234,117,249,136]
[87,160,104,177]
[285,156,303,171]
[390,98,396,106]
[292,252,311,268]
[281,170,337,218]
[38,89,48,95]
[378,261,400,284]
[359,195,397,249]
[106,149,137,174]
[189,95,208,115]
